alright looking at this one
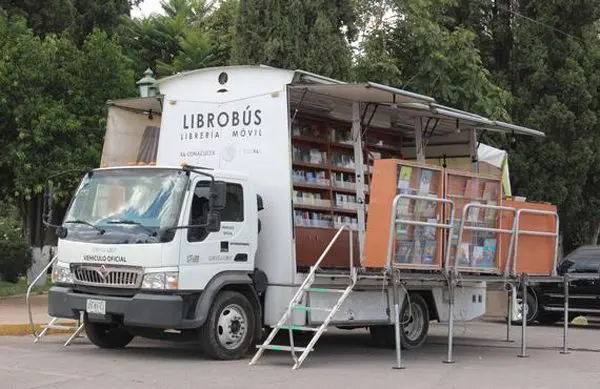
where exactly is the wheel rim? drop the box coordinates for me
[402,301,425,342]
[217,304,248,350]
[516,297,529,321]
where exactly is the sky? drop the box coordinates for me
[131,0,165,18]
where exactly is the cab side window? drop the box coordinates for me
[187,181,244,242]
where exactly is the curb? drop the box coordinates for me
[0,322,78,336]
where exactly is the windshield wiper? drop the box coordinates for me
[64,220,105,234]
[106,219,157,236]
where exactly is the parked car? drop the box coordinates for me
[513,245,600,325]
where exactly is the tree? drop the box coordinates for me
[502,0,600,252]
[120,0,235,77]
[354,0,511,119]
[231,0,358,80]
[0,13,135,250]
[0,0,140,43]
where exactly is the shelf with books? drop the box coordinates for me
[444,169,503,273]
[393,161,445,269]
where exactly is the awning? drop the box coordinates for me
[289,82,544,138]
[107,96,163,114]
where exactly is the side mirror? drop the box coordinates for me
[257,194,264,211]
[206,211,221,232]
[210,181,226,210]
[56,226,68,239]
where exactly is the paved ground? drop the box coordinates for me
[0,294,50,325]
[1,321,600,389]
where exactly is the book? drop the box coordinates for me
[422,195,437,218]
[467,201,481,223]
[419,170,434,193]
[412,240,423,264]
[456,243,470,266]
[423,218,437,240]
[472,246,484,267]
[395,242,413,263]
[484,201,497,223]
[422,241,437,265]
[482,239,497,268]
[398,166,413,183]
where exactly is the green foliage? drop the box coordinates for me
[0,203,31,283]
[0,0,139,43]
[232,0,358,80]
[120,0,235,77]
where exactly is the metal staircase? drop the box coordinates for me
[249,225,357,370]
[26,256,85,346]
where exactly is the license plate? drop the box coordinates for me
[86,299,106,315]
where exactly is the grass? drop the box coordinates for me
[0,277,52,298]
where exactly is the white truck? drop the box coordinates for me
[46,65,542,364]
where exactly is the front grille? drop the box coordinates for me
[72,265,143,289]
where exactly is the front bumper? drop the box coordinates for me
[48,286,197,329]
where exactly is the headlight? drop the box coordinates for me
[51,261,74,284]
[141,272,179,290]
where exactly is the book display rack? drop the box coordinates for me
[291,114,402,268]
[444,170,503,273]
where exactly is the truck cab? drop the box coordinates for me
[49,165,265,359]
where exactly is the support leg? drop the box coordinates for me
[561,274,570,355]
[506,284,513,343]
[392,270,405,370]
[64,323,85,346]
[518,274,529,358]
[443,270,456,364]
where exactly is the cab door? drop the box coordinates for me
[177,178,256,290]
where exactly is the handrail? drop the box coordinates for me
[26,255,58,338]
[386,194,456,270]
[511,208,560,276]
[454,203,518,275]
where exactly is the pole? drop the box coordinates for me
[443,270,456,364]
[518,273,529,358]
[392,269,405,370]
[506,284,513,343]
[560,273,570,355]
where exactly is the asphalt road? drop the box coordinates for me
[1,321,600,389]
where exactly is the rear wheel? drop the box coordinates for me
[512,291,539,325]
[369,293,430,349]
[84,314,134,349]
[199,291,256,360]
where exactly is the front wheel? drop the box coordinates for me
[199,291,256,360]
[83,314,134,349]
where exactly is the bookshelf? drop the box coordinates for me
[444,169,503,273]
[394,162,444,269]
[363,159,444,269]
[291,115,403,268]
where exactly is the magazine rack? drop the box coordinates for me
[444,169,504,273]
[364,159,444,269]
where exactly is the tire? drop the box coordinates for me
[83,314,134,349]
[199,291,256,360]
[512,291,539,325]
[369,293,430,350]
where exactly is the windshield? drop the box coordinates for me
[65,168,188,231]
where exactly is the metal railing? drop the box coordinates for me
[453,202,518,275]
[386,193,456,270]
[511,208,560,276]
[26,255,83,344]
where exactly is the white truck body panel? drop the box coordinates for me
[155,66,298,323]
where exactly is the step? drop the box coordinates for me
[304,287,346,293]
[258,345,313,352]
[279,325,321,332]
[291,305,331,312]
[43,325,80,330]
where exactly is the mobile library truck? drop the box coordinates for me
[36,65,560,369]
